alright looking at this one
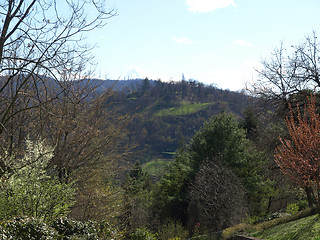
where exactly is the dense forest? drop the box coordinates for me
[1,1,320,239]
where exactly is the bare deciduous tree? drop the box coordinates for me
[0,1,136,222]
[250,32,320,114]
[188,157,248,232]
[0,0,115,171]
[275,95,320,209]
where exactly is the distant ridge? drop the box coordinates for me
[82,78,156,93]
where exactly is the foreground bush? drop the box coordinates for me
[130,227,158,240]
[0,216,121,239]
[157,220,189,240]
[0,217,58,240]
[0,139,75,221]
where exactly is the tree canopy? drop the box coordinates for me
[275,94,320,209]
[154,113,269,230]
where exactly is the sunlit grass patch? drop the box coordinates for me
[154,102,215,117]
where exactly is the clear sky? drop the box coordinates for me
[86,0,320,91]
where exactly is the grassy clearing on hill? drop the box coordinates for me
[251,214,320,240]
[154,102,215,117]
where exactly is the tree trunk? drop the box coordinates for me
[305,186,314,208]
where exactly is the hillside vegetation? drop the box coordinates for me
[109,78,250,164]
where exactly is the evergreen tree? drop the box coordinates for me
[154,113,270,229]
[122,162,153,233]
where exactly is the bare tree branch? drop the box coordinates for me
[0,0,116,169]
[249,32,320,115]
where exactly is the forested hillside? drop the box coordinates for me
[107,78,250,164]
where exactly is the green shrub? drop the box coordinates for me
[51,217,122,239]
[130,227,158,240]
[286,203,299,215]
[51,217,97,239]
[0,216,120,240]
[0,216,59,240]
[243,214,261,225]
[0,139,75,221]
[96,221,121,239]
[297,200,309,210]
[157,220,188,240]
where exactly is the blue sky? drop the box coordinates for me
[86,0,320,90]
